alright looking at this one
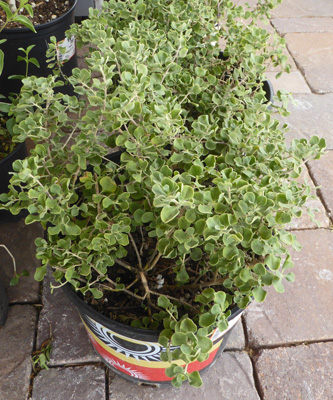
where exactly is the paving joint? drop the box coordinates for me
[46,361,105,369]
[241,316,264,400]
[247,338,333,351]
[285,44,315,94]
[306,161,333,223]
[105,367,110,400]
[27,297,44,400]
[248,354,264,400]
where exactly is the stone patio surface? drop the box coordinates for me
[0,1,332,399]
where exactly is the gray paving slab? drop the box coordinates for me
[265,71,311,94]
[32,365,106,400]
[255,342,333,400]
[0,219,42,303]
[280,93,333,149]
[271,0,333,18]
[272,17,333,34]
[308,150,333,221]
[244,229,333,348]
[225,317,246,350]
[284,32,333,93]
[109,351,260,400]
[286,168,330,230]
[37,272,100,365]
[0,305,37,400]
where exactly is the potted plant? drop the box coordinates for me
[0,0,78,99]
[0,0,79,219]
[0,3,31,218]
[0,0,326,388]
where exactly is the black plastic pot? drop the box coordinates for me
[0,279,8,327]
[62,281,245,386]
[263,79,274,104]
[0,0,77,99]
[218,51,274,104]
[0,141,28,222]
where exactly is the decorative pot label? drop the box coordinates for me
[57,36,76,63]
[80,311,243,383]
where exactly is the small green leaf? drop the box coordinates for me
[197,336,213,353]
[14,15,36,32]
[0,49,4,76]
[34,265,47,282]
[252,286,267,302]
[171,332,187,346]
[188,370,203,388]
[160,206,180,223]
[223,245,238,260]
[180,318,197,333]
[199,313,215,328]
[158,295,172,309]
[253,263,266,276]
[90,288,103,299]
[142,212,154,223]
[9,276,19,286]
[214,291,226,306]
[285,272,295,282]
[100,177,117,194]
[190,248,202,261]
[273,279,285,293]
[251,239,265,255]
[266,255,281,271]
[275,212,291,224]
[181,185,194,201]
[64,223,81,236]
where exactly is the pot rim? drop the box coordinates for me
[62,278,244,341]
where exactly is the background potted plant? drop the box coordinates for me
[0,0,326,388]
[0,0,79,219]
[0,0,78,99]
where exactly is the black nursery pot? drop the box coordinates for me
[62,282,245,386]
[0,0,77,99]
[0,141,28,222]
[218,51,274,104]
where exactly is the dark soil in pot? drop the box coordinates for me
[0,0,72,27]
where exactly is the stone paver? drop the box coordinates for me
[280,93,333,149]
[284,33,333,93]
[37,272,99,365]
[255,342,333,400]
[0,305,37,400]
[109,351,260,400]
[32,365,106,400]
[286,167,330,230]
[271,0,333,18]
[265,71,311,94]
[225,318,246,350]
[244,229,333,348]
[272,17,333,34]
[0,219,42,303]
[308,150,333,221]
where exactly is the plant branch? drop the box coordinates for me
[129,232,142,269]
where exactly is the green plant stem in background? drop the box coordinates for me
[0,244,29,285]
